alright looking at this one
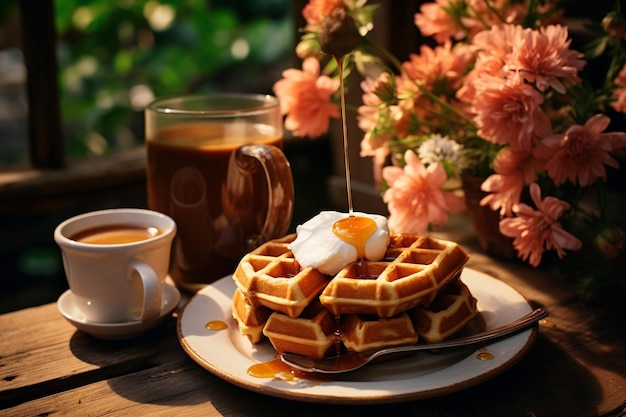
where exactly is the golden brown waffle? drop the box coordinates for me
[410,279,478,342]
[231,288,272,344]
[319,235,470,318]
[232,234,330,318]
[341,312,418,352]
[262,301,338,359]
[231,232,476,358]
[259,281,476,357]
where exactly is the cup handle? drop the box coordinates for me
[233,144,294,251]
[128,261,162,322]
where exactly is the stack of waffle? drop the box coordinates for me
[232,233,477,359]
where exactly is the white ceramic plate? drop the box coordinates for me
[58,283,180,340]
[177,268,538,404]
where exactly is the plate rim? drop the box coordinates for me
[176,268,538,404]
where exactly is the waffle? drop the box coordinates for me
[232,234,330,318]
[262,301,337,359]
[341,312,418,352]
[319,234,470,318]
[257,280,477,357]
[261,308,420,357]
[231,288,272,344]
[410,279,478,342]
[231,232,475,358]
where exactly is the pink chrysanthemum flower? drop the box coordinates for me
[357,73,397,186]
[461,0,525,39]
[470,74,552,151]
[499,183,582,267]
[414,0,530,44]
[302,0,345,29]
[414,0,466,43]
[273,57,340,139]
[397,42,473,131]
[382,150,465,234]
[480,148,538,216]
[511,25,585,94]
[458,24,522,104]
[357,72,395,147]
[470,24,521,74]
[533,114,626,186]
[401,42,473,94]
[610,63,626,113]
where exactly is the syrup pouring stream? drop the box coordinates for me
[280,307,548,374]
[336,55,354,217]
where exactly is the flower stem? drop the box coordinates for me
[360,37,404,73]
[416,85,477,128]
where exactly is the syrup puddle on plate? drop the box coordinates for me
[247,358,327,387]
[247,358,295,379]
[476,347,495,361]
[206,320,228,331]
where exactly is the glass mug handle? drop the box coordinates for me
[229,144,294,251]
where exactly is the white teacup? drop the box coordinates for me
[54,208,176,323]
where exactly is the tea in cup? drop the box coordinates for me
[145,93,294,289]
[54,208,176,323]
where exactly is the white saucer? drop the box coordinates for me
[57,284,181,340]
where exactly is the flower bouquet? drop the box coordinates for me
[273,0,626,300]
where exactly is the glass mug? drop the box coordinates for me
[145,93,294,290]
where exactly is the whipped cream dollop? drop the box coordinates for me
[288,211,390,275]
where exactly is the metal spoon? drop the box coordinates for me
[280,307,548,374]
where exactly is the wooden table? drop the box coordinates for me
[1,222,625,417]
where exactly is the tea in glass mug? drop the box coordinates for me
[145,93,294,289]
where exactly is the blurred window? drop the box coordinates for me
[0,0,294,168]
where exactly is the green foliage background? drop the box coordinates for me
[55,0,293,158]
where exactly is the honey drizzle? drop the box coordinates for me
[331,55,380,258]
[247,54,378,384]
[336,55,354,217]
[332,216,377,258]
[333,315,343,356]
